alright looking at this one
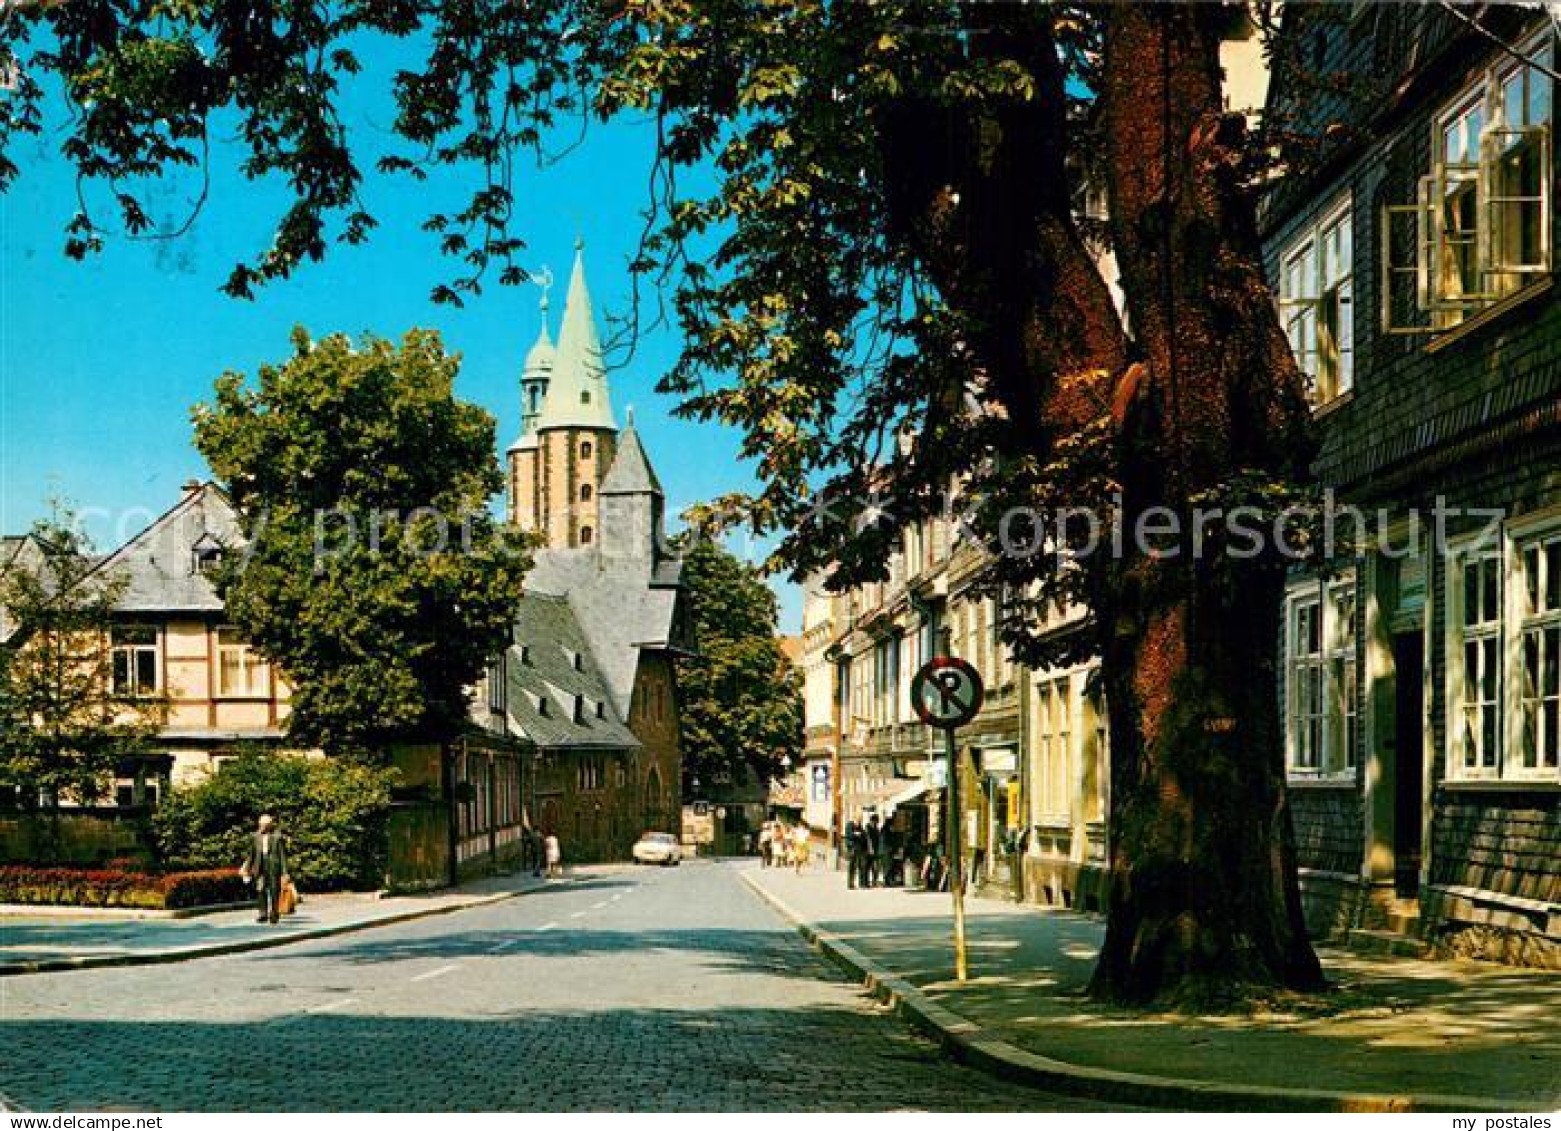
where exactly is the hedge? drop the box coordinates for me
[0,865,250,909]
[153,751,395,891]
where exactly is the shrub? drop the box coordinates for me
[153,751,396,891]
[0,865,247,909]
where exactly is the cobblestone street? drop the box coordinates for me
[0,862,1109,1112]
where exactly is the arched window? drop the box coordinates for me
[580,441,593,459]
[580,484,593,502]
[580,525,594,545]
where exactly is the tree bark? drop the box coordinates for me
[872,3,1322,1006]
[1088,3,1322,1005]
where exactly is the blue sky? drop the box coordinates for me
[0,55,803,631]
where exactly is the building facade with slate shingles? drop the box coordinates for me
[1263,4,1560,962]
[473,245,689,864]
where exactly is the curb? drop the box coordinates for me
[739,870,1520,1114]
[0,881,556,977]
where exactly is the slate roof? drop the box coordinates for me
[522,547,687,722]
[501,593,640,749]
[599,421,663,497]
[0,534,49,642]
[90,483,241,614]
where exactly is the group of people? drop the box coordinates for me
[843,812,902,889]
[526,828,565,879]
[757,820,811,872]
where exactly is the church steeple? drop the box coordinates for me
[536,240,615,433]
[506,241,619,550]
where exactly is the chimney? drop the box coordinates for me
[182,479,203,497]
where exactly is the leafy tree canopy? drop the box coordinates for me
[192,327,530,756]
[674,536,801,791]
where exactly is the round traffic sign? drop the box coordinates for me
[910,656,984,729]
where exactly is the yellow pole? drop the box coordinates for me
[945,725,968,983]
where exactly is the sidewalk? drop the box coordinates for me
[742,862,1561,1112]
[0,870,566,975]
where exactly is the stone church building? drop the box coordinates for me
[473,243,689,863]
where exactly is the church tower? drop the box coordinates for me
[506,293,555,530]
[507,240,619,549]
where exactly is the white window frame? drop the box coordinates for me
[1284,574,1358,781]
[1031,671,1073,826]
[111,624,161,698]
[1446,537,1505,781]
[1382,30,1554,336]
[1279,194,1354,405]
[1506,510,1561,783]
[216,627,270,699]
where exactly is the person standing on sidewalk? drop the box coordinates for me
[843,817,864,889]
[240,814,289,924]
[862,813,882,888]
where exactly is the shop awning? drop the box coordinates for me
[884,780,934,813]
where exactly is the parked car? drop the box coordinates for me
[632,831,682,866]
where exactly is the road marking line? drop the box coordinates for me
[304,997,358,1014]
[569,910,587,919]
[490,938,520,952]
[610,893,623,902]
[410,964,461,982]
[538,922,558,930]
[591,901,609,909]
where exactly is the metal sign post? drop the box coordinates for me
[910,650,984,985]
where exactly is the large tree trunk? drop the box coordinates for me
[1088,3,1322,1005]
[871,2,1322,1006]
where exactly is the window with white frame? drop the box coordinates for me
[1080,675,1108,825]
[1279,196,1354,404]
[1383,32,1553,335]
[111,625,160,698]
[1449,545,1503,777]
[216,627,270,698]
[1032,673,1072,823]
[1285,577,1357,777]
[1515,528,1561,776]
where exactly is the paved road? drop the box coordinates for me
[0,861,1111,1111]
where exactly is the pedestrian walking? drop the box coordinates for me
[843,817,863,889]
[240,814,290,925]
[544,830,563,879]
[791,823,810,873]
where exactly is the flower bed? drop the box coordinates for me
[0,865,250,909]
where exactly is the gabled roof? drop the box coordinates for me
[89,483,241,614]
[535,242,616,433]
[524,546,687,720]
[0,534,51,643]
[502,593,639,749]
[599,419,663,497]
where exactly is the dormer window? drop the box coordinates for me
[192,535,224,576]
[573,695,586,724]
[572,650,584,672]
[595,701,606,720]
[537,694,551,718]
[519,644,532,666]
